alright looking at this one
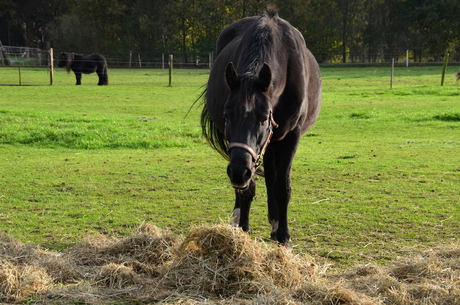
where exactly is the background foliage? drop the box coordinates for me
[1,0,460,63]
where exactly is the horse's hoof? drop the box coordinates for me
[278,242,291,249]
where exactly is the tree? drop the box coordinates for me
[0,0,68,48]
[2,0,460,63]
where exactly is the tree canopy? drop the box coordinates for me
[1,0,459,63]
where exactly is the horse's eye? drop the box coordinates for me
[260,117,268,125]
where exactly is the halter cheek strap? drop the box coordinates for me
[226,111,278,169]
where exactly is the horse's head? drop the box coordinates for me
[224,62,278,189]
[57,52,74,72]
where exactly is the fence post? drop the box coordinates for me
[441,53,449,86]
[138,54,142,67]
[49,48,54,85]
[390,58,394,89]
[129,51,132,68]
[168,54,173,87]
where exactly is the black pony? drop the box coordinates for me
[200,8,322,246]
[57,52,108,85]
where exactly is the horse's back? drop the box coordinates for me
[207,10,321,137]
[81,53,107,74]
[216,17,259,56]
[290,27,321,133]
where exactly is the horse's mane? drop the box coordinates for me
[240,8,279,78]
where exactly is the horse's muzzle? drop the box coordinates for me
[227,149,254,189]
[227,164,253,189]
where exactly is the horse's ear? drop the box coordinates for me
[225,62,239,90]
[258,63,272,92]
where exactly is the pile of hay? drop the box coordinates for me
[0,225,459,304]
[160,225,315,297]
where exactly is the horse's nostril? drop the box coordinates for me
[243,168,252,181]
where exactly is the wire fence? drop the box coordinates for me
[1,46,49,67]
[1,46,459,86]
[2,46,460,68]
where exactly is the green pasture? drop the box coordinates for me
[1,65,459,267]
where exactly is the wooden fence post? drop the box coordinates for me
[390,58,394,89]
[49,48,54,85]
[168,54,173,87]
[441,53,449,86]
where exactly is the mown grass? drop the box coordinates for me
[1,65,459,267]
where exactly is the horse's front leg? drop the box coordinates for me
[74,72,82,85]
[263,147,279,240]
[232,178,256,232]
[265,130,300,246]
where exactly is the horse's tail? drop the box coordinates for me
[456,69,460,82]
[199,89,229,161]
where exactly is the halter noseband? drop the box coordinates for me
[226,111,278,169]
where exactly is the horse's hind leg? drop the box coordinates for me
[232,178,256,232]
[97,65,108,85]
[97,73,104,86]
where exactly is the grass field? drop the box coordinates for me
[1,65,459,269]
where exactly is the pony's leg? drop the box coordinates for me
[232,178,256,232]
[263,147,279,240]
[97,73,104,86]
[269,129,301,246]
[75,72,82,85]
[96,65,109,85]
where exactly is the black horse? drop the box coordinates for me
[57,52,109,85]
[200,8,322,245]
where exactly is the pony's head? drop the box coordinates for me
[223,62,278,189]
[57,52,74,73]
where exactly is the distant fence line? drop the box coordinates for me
[1,46,48,66]
[2,46,460,69]
[121,51,215,69]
